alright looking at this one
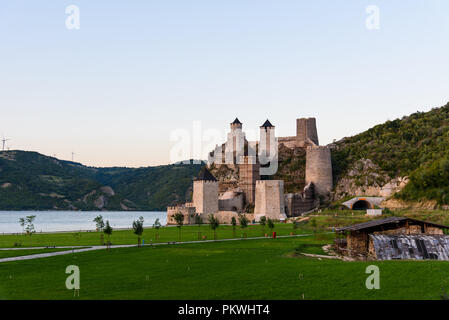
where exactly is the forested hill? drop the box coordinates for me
[332,102,449,205]
[0,151,203,211]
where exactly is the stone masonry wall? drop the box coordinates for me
[254,180,287,221]
[305,146,333,197]
[193,180,219,214]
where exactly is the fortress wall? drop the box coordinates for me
[278,136,298,149]
[193,180,219,214]
[305,146,333,197]
[254,180,287,221]
[297,118,319,147]
[218,192,244,212]
[166,206,196,225]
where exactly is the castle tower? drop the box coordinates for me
[305,146,333,197]
[238,155,260,205]
[296,118,319,147]
[225,118,246,164]
[193,167,219,215]
[259,119,275,159]
[254,180,287,222]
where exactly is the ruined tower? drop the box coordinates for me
[238,155,260,205]
[254,180,287,222]
[296,118,319,147]
[193,167,219,216]
[305,146,333,197]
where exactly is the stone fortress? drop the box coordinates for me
[167,117,333,225]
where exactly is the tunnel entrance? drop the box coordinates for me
[352,200,373,210]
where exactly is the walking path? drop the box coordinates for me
[0,233,313,263]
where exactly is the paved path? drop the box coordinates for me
[0,234,314,263]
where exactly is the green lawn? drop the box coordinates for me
[1,235,449,300]
[0,223,309,248]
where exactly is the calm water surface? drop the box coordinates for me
[0,211,167,233]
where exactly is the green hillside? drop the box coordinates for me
[332,102,449,204]
[0,151,202,211]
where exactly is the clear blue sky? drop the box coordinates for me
[1,1,448,167]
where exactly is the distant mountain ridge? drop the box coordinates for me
[0,151,203,211]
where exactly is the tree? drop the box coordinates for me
[208,214,219,240]
[153,218,161,241]
[231,217,237,238]
[103,220,113,250]
[132,216,144,247]
[259,216,267,236]
[267,218,275,235]
[173,212,184,241]
[93,215,105,231]
[195,215,203,240]
[18,217,25,233]
[23,215,36,236]
[239,214,249,238]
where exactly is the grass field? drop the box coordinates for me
[3,214,449,300]
[0,223,311,248]
[1,235,449,300]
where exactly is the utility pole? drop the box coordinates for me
[1,137,10,151]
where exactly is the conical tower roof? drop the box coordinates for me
[231,118,242,125]
[261,119,274,128]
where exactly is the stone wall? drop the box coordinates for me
[218,190,244,212]
[254,180,287,221]
[193,180,219,214]
[278,136,298,149]
[305,146,333,197]
[167,205,196,225]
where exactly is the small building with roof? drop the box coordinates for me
[335,217,449,260]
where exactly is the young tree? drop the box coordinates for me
[173,212,184,241]
[18,217,25,234]
[93,215,105,231]
[267,218,275,235]
[103,220,113,250]
[208,214,219,240]
[132,216,144,247]
[239,214,249,238]
[231,217,237,238]
[24,215,36,236]
[259,216,267,236]
[153,218,161,241]
[195,215,203,240]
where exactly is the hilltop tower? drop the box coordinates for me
[225,118,246,165]
[305,146,333,197]
[238,156,260,205]
[296,118,319,147]
[254,180,287,222]
[259,119,275,159]
[193,167,219,216]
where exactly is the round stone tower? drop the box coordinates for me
[305,146,333,197]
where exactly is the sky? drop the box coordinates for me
[0,1,448,167]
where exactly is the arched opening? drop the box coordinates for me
[351,200,373,210]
